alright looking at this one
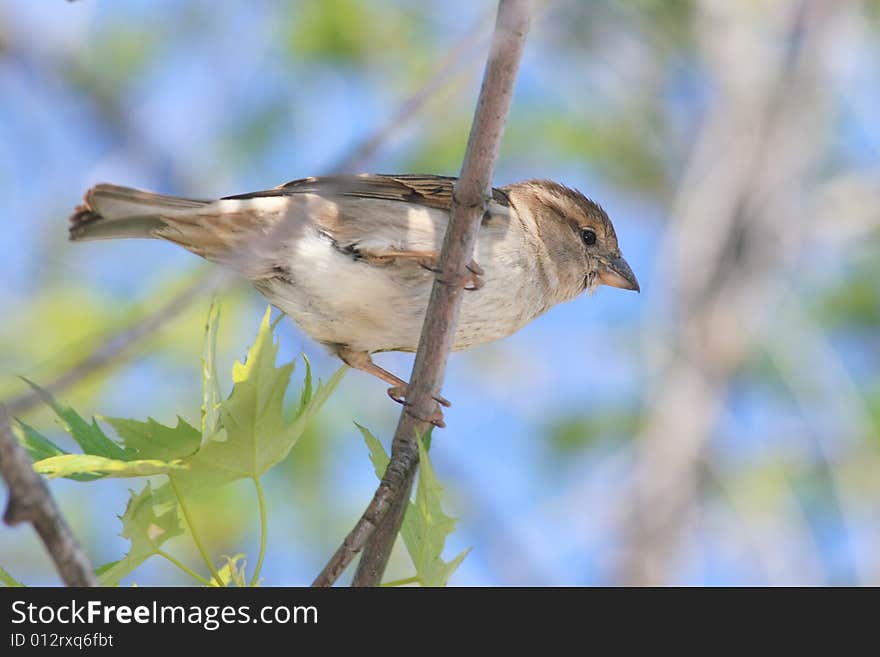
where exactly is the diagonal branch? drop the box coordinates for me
[1,269,230,418]
[328,15,493,174]
[312,0,532,588]
[0,406,98,586]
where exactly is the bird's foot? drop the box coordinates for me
[387,385,449,428]
[463,260,484,290]
[419,258,484,291]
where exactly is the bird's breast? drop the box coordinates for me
[255,219,547,354]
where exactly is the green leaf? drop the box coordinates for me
[99,483,183,586]
[403,436,469,586]
[201,299,222,445]
[176,307,344,491]
[211,554,248,587]
[284,363,346,458]
[358,425,468,587]
[21,379,131,460]
[103,416,201,462]
[0,566,24,587]
[221,305,295,475]
[20,386,199,482]
[358,423,389,479]
[13,419,67,462]
[18,305,343,588]
[12,420,99,482]
[94,561,121,578]
[297,354,314,415]
[32,454,186,479]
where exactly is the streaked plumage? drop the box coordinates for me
[69,174,638,422]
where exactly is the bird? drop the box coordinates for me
[69,174,639,426]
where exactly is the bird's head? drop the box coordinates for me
[509,179,639,300]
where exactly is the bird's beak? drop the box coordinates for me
[598,255,640,292]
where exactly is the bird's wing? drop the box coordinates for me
[223,174,511,261]
[223,173,510,211]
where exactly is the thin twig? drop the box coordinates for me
[312,0,532,588]
[328,16,492,174]
[2,269,230,418]
[0,406,98,586]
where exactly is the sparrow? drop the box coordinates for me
[69,174,638,425]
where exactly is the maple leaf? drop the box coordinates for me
[14,385,189,481]
[359,424,469,587]
[174,307,344,492]
[99,482,184,586]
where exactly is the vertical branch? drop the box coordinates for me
[615,0,843,585]
[0,407,98,586]
[312,0,532,588]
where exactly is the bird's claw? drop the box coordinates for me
[420,258,484,291]
[418,258,442,274]
[463,260,484,291]
[433,393,452,408]
[387,385,449,428]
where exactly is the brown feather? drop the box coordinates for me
[222,173,511,212]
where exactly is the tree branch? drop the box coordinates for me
[2,269,230,418]
[614,0,841,584]
[0,270,228,587]
[312,0,532,588]
[328,16,492,174]
[351,466,415,586]
[0,406,98,586]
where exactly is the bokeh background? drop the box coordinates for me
[2,0,880,586]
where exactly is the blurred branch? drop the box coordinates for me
[704,456,827,585]
[329,16,492,173]
[761,289,880,582]
[0,406,97,586]
[312,0,532,588]
[2,269,230,417]
[615,0,849,584]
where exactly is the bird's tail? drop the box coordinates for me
[69,184,212,242]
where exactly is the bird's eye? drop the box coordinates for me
[581,228,597,246]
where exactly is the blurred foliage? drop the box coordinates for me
[66,24,159,104]
[864,385,880,446]
[552,0,696,53]
[0,273,252,420]
[542,408,639,455]
[218,104,291,172]
[403,115,470,174]
[281,0,435,72]
[505,106,671,197]
[814,249,880,332]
